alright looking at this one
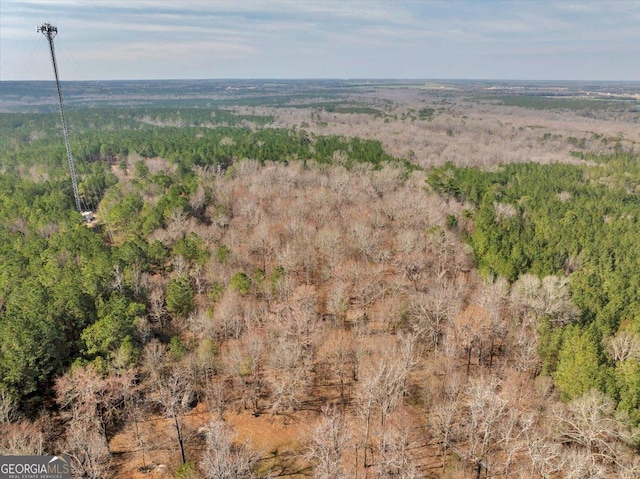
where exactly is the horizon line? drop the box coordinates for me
[2,78,639,83]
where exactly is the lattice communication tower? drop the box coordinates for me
[37,23,92,220]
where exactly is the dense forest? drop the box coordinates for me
[0,107,408,402]
[1,89,639,479]
[427,153,640,423]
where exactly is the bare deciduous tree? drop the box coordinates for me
[62,417,112,479]
[499,408,535,477]
[190,182,207,214]
[199,418,259,479]
[453,304,490,375]
[149,284,168,331]
[0,389,18,424]
[55,365,135,443]
[166,208,189,242]
[428,399,459,473]
[355,344,413,468]
[267,335,309,416]
[305,406,352,479]
[409,281,462,350]
[456,378,507,479]
[606,329,640,362]
[526,435,565,479]
[150,364,194,465]
[372,412,421,479]
[319,330,355,405]
[0,421,45,456]
[213,290,246,340]
[224,331,265,414]
[554,389,633,466]
[205,376,227,420]
[510,274,579,326]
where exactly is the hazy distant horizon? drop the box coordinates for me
[2,1,638,82]
[2,78,639,84]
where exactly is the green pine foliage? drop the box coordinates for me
[0,210,113,402]
[1,111,409,173]
[81,294,145,360]
[553,325,607,400]
[166,275,195,318]
[230,272,252,296]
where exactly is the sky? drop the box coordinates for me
[1,0,639,81]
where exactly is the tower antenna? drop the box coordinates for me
[37,23,92,221]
